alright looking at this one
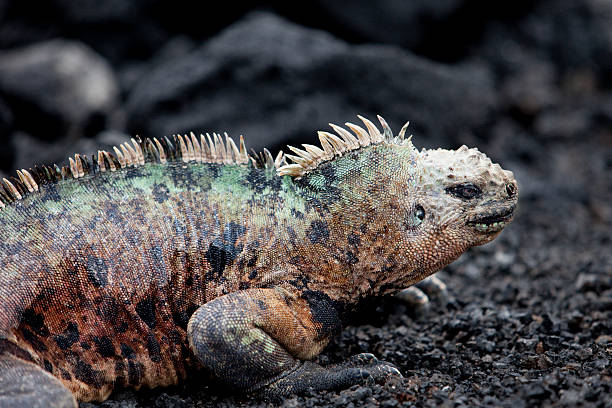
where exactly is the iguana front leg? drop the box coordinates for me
[187,287,400,396]
[396,275,448,313]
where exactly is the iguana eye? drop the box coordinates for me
[445,184,482,200]
[415,205,425,222]
[404,204,425,229]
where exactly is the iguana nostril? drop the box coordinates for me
[506,182,516,197]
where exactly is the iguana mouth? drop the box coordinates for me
[468,206,515,233]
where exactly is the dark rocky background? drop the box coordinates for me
[1,1,610,407]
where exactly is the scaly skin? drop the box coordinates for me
[0,116,518,406]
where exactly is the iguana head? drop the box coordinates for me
[396,142,518,280]
[279,115,518,295]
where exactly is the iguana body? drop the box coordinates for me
[0,116,518,406]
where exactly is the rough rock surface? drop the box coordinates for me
[0,40,120,142]
[126,12,496,153]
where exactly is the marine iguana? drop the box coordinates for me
[0,115,518,406]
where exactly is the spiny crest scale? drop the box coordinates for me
[277,115,413,178]
[0,130,282,210]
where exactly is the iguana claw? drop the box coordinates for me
[396,274,449,314]
[259,355,401,397]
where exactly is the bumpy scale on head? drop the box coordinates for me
[419,145,517,233]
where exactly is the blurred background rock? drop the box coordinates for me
[1,0,610,174]
[0,2,610,407]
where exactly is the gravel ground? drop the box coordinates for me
[1,1,611,407]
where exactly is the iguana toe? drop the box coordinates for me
[258,356,402,397]
[396,274,449,315]
[396,286,431,313]
[416,275,448,302]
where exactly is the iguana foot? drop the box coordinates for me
[0,355,77,408]
[188,288,401,397]
[396,275,448,314]
[259,353,401,397]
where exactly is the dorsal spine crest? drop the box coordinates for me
[277,115,412,178]
[0,131,282,209]
[0,114,407,208]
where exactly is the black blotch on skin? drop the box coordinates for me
[319,165,336,184]
[286,226,297,242]
[136,297,156,329]
[54,322,79,350]
[346,251,358,264]
[246,253,258,268]
[86,255,109,288]
[0,339,35,363]
[246,167,282,192]
[22,329,47,352]
[41,184,62,202]
[255,299,268,311]
[239,281,251,290]
[128,361,143,385]
[146,333,162,363]
[93,336,116,358]
[248,269,258,279]
[291,208,304,219]
[152,183,170,203]
[288,255,303,266]
[360,224,368,234]
[301,290,342,338]
[22,308,49,337]
[43,359,53,373]
[105,202,124,225]
[205,244,231,278]
[172,311,189,329]
[172,303,199,329]
[116,321,129,333]
[289,275,311,290]
[120,343,136,359]
[61,369,72,381]
[169,166,193,191]
[115,361,126,387]
[347,233,361,247]
[245,167,266,192]
[205,222,246,279]
[148,245,164,267]
[185,276,193,286]
[307,220,330,244]
[301,165,342,204]
[169,330,182,346]
[33,286,56,304]
[80,342,91,350]
[73,359,98,386]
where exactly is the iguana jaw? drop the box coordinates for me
[467,204,515,234]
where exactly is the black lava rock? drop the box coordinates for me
[0,40,120,142]
[126,12,497,152]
